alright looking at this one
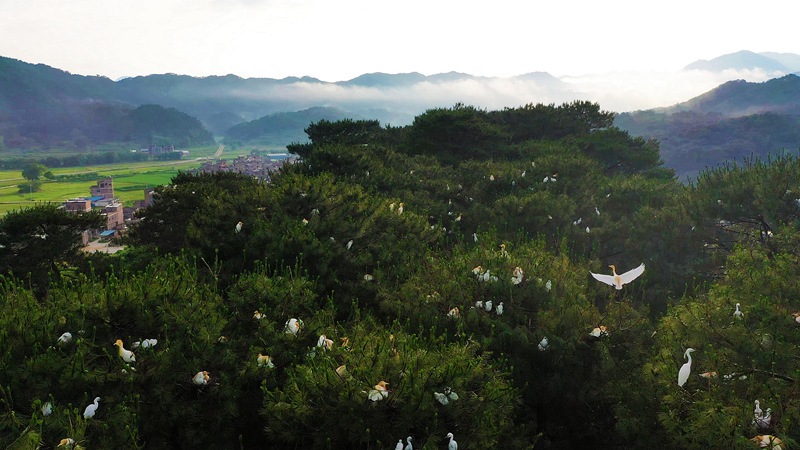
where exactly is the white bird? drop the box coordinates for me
[447,307,460,318]
[346,240,353,249]
[585,227,590,233]
[397,203,404,215]
[489,174,495,181]
[434,391,450,405]
[235,221,243,233]
[364,274,374,281]
[285,318,302,335]
[42,401,52,416]
[573,218,582,226]
[446,432,458,450]
[545,280,552,291]
[589,326,608,338]
[754,400,763,420]
[368,381,389,401]
[484,300,492,312]
[475,300,484,309]
[114,340,135,363]
[395,440,404,450]
[253,310,265,320]
[317,334,333,350]
[57,332,73,344]
[83,397,100,419]
[677,348,695,387]
[473,233,478,242]
[496,302,504,315]
[591,264,645,290]
[57,438,75,447]
[132,339,157,349]
[538,337,549,351]
[404,436,413,450]
[193,371,210,386]
[734,303,743,318]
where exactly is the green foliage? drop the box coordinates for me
[21,163,48,181]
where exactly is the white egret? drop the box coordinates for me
[734,303,743,318]
[496,302,504,315]
[114,340,135,363]
[573,218,582,226]
[397,203,404,215]
[511,266,524,285]
[750,435,782,449]
[589,326,608,338]
[754,400,763,420]
[545,280,552,291]
[489,174,495,181]
[595,206,600,215]
[317,334,333,350]
[193,371,210,386]
[57,438,75,447]
[792,313,800,324]
[455,214,462,222]
[434,391,449,405]
[83,397,100,419]
[390,202,396,211]
[473,233,478,242]
[677,348,695,387]
[257,354,275,368]
[57,332,73,344]
[585,227,590,233]
[235,222,242,233]
[447,307,460,318]
[364,274,374,281]
[347,240,353,249]
[42,401,52,416]
[446,432,458,450]
[538,337,549,351]
[475,300,484,309]
[132,339,157,349]
[253,310,265,320]
[485,300,493,312]
[395,440,404,450]
[368,381,389,401]
[404,436,413,450]
[521,170,526,177]
[591,264,645,290]
[284,318,302,335]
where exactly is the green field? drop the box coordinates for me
[0,144,260,215]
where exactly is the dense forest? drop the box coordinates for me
[2,101,800,449]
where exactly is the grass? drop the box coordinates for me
[0,144,259,215]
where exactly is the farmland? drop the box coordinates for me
[0,144,258,215]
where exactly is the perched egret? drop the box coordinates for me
[257,354,275,368]
[347,240,354,249]
[545,280,552,291]
[83,397,100,419]
[57,332,73,344]
[395,440,404,450]
[193,371,210,386]
[317,334,333,350]
[750,435,782,449]
[368,381,389,401]
[792,313,800,324]
[489,174,495,181]
[253,310,265,320]
[284,318,302,335]
[434,391,450,405]
[447,307,460,318]
[405,436,413,450]
[390,202,396,211]
[590,264,646,290]
[521,170,526,177]
[496,302,504,315]
[446,432,458,450]
[485,300,493,312]
[595,206,600,215]
[734,303,744,318]
[397,203,404,215]
[473,233,478,242]
[472,265,483,275]
[455,213,462,222]
[538,337,549,351]
[585,226,590,233]
[475,300,484,309]
[235,222,243,233]
[754,400,763,421]
[589,326,608,338]
[114,340,135,363]
[57,438,75,447]
[42,401,52,416]
[364,274,374,281]
[573,218,582,226]
[677,348,695,387]
[511,266,524,285]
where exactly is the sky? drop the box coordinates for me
[1,0,798,111]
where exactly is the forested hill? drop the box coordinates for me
[5,101,800,448]
[0,57,214,148]
[616,75,800,180]
[224,106,361,145]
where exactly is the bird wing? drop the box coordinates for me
[590,272,616,286]
[619,264,645,284]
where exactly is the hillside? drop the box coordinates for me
[615,75,800,179]
[224,106,363,145]
[4,102,800,448]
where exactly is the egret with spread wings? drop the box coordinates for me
[591,264,645,290]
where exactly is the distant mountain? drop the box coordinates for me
[684,50,800,73]
[225,106,362,145]
[616,75,800,180]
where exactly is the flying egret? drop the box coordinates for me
[521,170,526,177]
[591,264,645,290]
[235,222,242,233]
[734,303,743,318]
[284,318,302,335]
[83,397,100,419]
[496,302,504,315]
[595,206,600,215]
[193,371,210,386]
[257,353,275,368]
[455,213,462,222]
[302,218,309,225]
[489,174,495,181]
[792,313,800,324]
[42,401,52,416]
[573,218,582,226]
[57,332,73,344]
[585,227,590,233]
[390,202,396,211]
[114,340,135,363]
[405,436,413,450]
[317,334,333,350]
[446,432,458,450]
[538,337,549,351]
[677,348,695,387]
